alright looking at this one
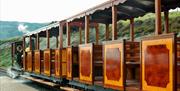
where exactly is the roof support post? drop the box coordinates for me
[130,18,134,41]
[85,15,90,44]
[95,24,99,44]
[164,10,169,33]
[36,34,39,50]
[29,35,32,50]
[66,22,71,46]
[11,43,14,66]
[79,26,82,44]
[23,37,26,51]
[59,22,63,49]
[56,36,58,48]
[155,0,162,35]
[105,24,109,41]
[46,30,50,49]
[112,5,117,40]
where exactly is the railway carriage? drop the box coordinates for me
[11,0,180,91]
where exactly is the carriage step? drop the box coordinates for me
[21,75,59,87]
[60,87,80,91]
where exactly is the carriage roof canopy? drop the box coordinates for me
[24,0,180,37]
[67,0,179,23]
[24,22,59,37]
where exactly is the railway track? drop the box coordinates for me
[0,68,7,76]
[0,68,7,74]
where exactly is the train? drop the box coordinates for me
[10,0,180,91]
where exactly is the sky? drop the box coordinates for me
[0,0,108,23]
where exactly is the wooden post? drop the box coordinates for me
[29,36,32,50]
[105,24,109,40]
[130,18,134,41]
[59,22,63,49]
[11,43,14,66]
[164,11,169,33]
[85,15,90,44]
[79,26,82,44]
[56,36,58,48]
[36,34,39,50]
[155,0,162,35]
[95,24,99,44]
[112,5,117,40]
[66,22,71,46]
[46,30,50,49]
[23,37,25,50]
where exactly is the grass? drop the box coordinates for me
[0,37,21,67]
[0,48,11,67]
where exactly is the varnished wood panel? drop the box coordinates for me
[103,42,125,90]
[55,49,61,77]
[44,50,51,76]
[141,34,176,91]
[61,49,67,77]
[40,51,44,74]
[23,52,27,71]
[67,47,79,80]
[34,50,41,74]
[106,48,121,81]
[79,43,103,84]
[144,45,169,87]
[79,44,93,84]
[81,49,91,77]
[27,51,33,72]
[67,47,72,79]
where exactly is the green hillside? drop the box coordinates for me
[0,21,47,39]
[0,12,180,68]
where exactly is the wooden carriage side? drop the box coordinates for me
[34,50,43,74]
[23,52,27,71]
[43,49,55,76]
[27,51,33,72]
[79,43,102,85]
[55,49,61,77]
[103,40,140,90]
[61,48,67,77]
[103,40,125,90]
[66,46,79,80]
[141,33,177,91]
[176,37,180,90]
[54,48,67,78]
[40,51,44,74]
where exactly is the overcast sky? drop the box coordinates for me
[0,0,108,23]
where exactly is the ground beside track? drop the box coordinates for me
[0,70,60,91]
